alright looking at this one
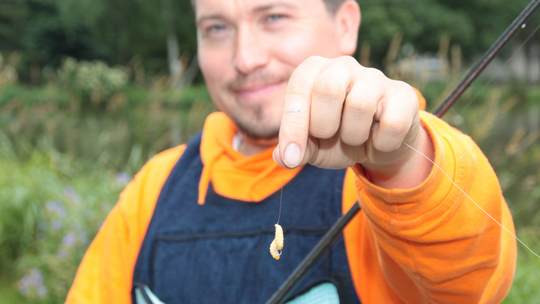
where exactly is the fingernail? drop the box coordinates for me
[284,143,301,168]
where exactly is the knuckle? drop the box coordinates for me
[337,55,358,66]
[366,67,386,80]
[313,67,349,101]
[342,130,368,146]
[282,117,307,134]
[346,93,377,114]
[389,80,419,109]
[391,80,416,97]
[348,102,375,116]
[286,80,309,97]
[310,120,338,139]
[381,119,409,137]
[287,71,308,93]
[392,80,413,95]
[313,77,346,100]
[287,56,327,94]
[280,118,308,139]
[304,55,326,66]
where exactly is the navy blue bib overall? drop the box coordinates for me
[133,134,360,303]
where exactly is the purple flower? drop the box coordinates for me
[45,201,65,231]
[17,268,48,299]
[64,187,81,204]
[62,231,78,248]
[50,219,63,231]
[45,201,65,218]
[57,231,82,258]
[115,172,131,186]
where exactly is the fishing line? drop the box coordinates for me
[269,2,540,301]
[404,142,540,258]
[430,20,540,258]
[276,186,284,224]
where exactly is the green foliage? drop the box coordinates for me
[0,52,18,86]
[0,0,532,80]
[0,0,196,81]
[57,58,128,110]
[359,0,530,66]
[360,0,472,66]
[504,230,540,303]
[0,56,211,301]
[0,58,212,171]
[0,147,123,302]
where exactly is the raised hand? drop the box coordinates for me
[273,56,429,184]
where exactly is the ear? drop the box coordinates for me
[334,0,361,55]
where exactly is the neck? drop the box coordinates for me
[235,132,277,156]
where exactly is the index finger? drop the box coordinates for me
[276,56,328,168]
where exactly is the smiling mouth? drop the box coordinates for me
[233,81,286,101]
[234,81,284,93]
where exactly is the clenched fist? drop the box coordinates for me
[273,56,433,187]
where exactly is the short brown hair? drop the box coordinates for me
[323,0,347,14]
[191,0,347,15]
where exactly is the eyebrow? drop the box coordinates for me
[196,14,225,27]
[196,2,298,26]
[252,2,297,13]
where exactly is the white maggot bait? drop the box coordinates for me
[269,224,284,260]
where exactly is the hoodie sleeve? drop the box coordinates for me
[66,145,185,304]
[342,111,517,303]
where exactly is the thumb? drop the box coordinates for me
[273,143,304,168]
[273,138,320,168]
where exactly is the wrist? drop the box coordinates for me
[362,126,434,189]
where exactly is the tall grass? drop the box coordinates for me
[0,84,212,172]
[0,147,122,302]
[505,230,540,303]
[0,58,214,302]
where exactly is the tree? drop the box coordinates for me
[0,0,533,82]
[358,0,531,66]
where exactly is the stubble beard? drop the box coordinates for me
[227,104,280,140]
[223,70,289,140]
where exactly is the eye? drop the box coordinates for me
[207,24,225,33]
[203,22,230,38]
[264,13,287,24]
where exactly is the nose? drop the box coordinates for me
[233,25,269,74]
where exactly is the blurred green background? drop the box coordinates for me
[0,0,539,302]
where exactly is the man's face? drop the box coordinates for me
[196,0,353,139]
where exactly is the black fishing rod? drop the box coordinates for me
[267,1,540,303]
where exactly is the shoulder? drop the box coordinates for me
[145,144,188,172]
[130,144,188,199]
[115,144,187,230]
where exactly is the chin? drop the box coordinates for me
[231,111,280,140]
[237,120,279,140]
[217,93,283,139]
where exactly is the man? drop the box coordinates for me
[67,0,516,303]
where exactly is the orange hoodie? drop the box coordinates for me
[67,110,516,303]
